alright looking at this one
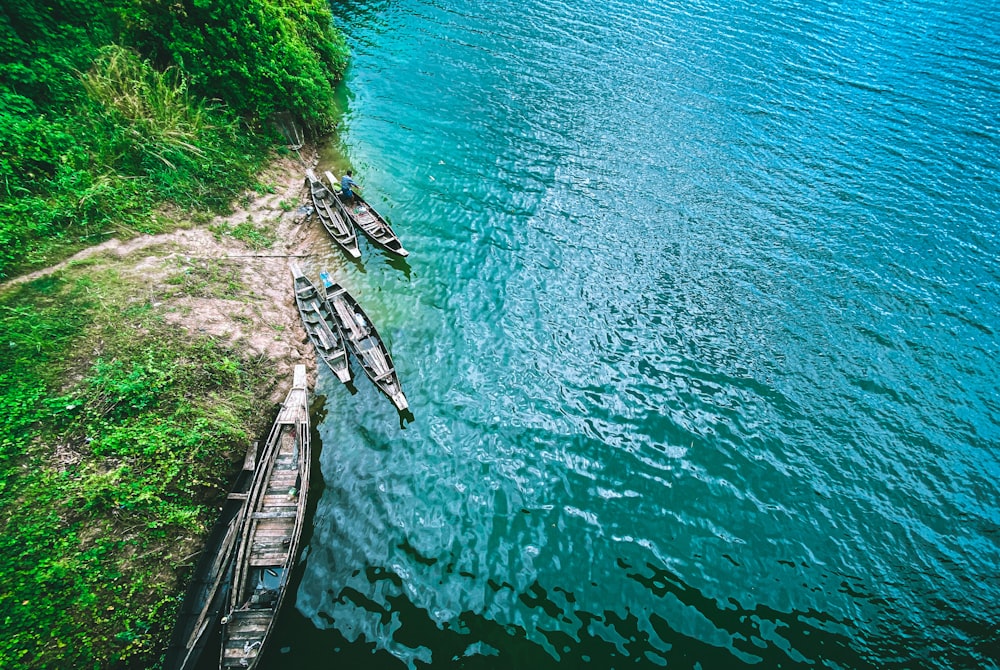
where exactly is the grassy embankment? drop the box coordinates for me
[0,1,347,666]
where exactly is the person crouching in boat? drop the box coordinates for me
[340,170,360,203]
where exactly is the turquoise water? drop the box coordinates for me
[268,0,999,667]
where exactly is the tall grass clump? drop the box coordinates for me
[81,45,209,168]
[0,0,348,279]
[76,44,272,215]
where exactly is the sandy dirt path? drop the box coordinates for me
[3,149,331,400]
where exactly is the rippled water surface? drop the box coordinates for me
[264,0,999,666]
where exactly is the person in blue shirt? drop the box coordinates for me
[340,170,360,203]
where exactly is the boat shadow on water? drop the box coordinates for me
[398,407,415,429]
[384,253,412,280]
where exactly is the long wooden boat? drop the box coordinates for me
[306,169,360,259]
[324,170,409,257]
[292,266,350,384]
[320,272,409,411]
[219,365,311,670]
[163,443,259,670]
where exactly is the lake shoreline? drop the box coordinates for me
[0,144,338,667]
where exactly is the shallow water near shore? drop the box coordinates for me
[262,0,998,667]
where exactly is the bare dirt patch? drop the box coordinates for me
[5,149,331,401]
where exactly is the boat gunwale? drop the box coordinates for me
[306,169,361,259]
[291,268,351,384]
[163,442,259,670]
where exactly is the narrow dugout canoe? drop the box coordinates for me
[321,272,408,411]
[292,266,350,384]
[219,365,310,670]
[306,169,361,259]
[324,170,409,257]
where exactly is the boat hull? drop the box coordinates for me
[321,274,409,411]
[163,444,258,670]
[306,169,361,259]
[219,366,311,670]
[324,171,409,257]
[292,267,351,384]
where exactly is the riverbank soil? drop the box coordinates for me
[9,151,323,387]
[0,149,326,667]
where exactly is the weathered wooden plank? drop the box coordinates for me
[250,553,289,566]
[261,496,299,508]
[242,441,258,472]
[250,524,292,537]
[253,510,298,519]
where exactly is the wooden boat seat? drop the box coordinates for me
[250,552,289,567]
[261,494,299,507]
[371,368,396,383]
[252,511,298,519]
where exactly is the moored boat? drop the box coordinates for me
[306,169,360,259]
[292,266,350,384]
[320,272,409,411]
[219,365,311,670]
[324,170,409,257]
[163,443,258,670]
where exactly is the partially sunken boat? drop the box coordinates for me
[306,169,360,259]
[219,365,311,670]
[324,170,409,257]
[321,272,409,411]
[292,266,350,384]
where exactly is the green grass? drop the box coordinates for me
[0,271,275,668]
[163,258,247,299]
[0,0,347,280]
[0,2,348,665]
[209,219,277,251]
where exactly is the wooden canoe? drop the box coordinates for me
[163,443,259,670]
[306,169,360,259]
[219,365,311,670]
[320,272,408,411]
[324,170,409,257]
[292,266,350,384]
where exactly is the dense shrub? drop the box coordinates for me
[123,0,348,128]
[0,0,348,279]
